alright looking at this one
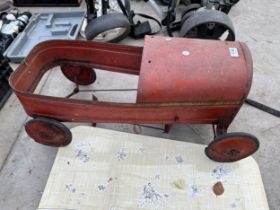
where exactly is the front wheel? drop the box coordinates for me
[85,13,131,43]
[25,117,72,147]
[205,132,259,162]
[61,64,96,85]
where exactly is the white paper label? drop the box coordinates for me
[229,48,239,57]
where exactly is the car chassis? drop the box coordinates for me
[10,36,259,162]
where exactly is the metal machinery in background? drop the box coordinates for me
[180,0,239,39]
[83,0,240,42]
[150,0,239,40]
[10,36,259,162]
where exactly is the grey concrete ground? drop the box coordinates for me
[0,0,279,209]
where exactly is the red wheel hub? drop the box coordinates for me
[25,118,72,147]
[205,132,259,162]
[61,64,96,85]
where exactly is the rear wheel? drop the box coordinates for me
[85,13,130,43]
[61,64,96,85]
[205,132,259,162]
[25,117,72,147]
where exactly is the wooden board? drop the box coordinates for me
[37,126,269,210]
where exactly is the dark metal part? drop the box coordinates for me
[25,117,72,146]
[162,0,177,31]
[102,0,109,15]
[85,0,97,21]
[164,124,172,133]
[134,124,165,131]
[212,124,217,138]
[92,94,98,127]
[205,132,259,162]
[65,85,79,99]
[245,98,280,118]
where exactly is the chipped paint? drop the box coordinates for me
[98,185,106,191]
[212,165,230,180]
[76,150,90,163]
[65,184,76,193]
[74,143,92,163]
[189,185,198,198]
[230,198,241,208]
[117,148,127,161]
[155,174,160,180]
[138,182,167,209]
[175,155,184,165]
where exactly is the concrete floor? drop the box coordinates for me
[0,0,279,209]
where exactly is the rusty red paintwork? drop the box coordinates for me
[10,36,253,135]
[137,36,252,103]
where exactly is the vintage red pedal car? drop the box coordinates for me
[10,36,259,162]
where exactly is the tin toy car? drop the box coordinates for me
[10,36,259,162]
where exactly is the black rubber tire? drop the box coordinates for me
[181,3,201,19]
[180,9,235,41]
[181,11,196,26]
[181,3,201,26]
[85,13,131,43]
